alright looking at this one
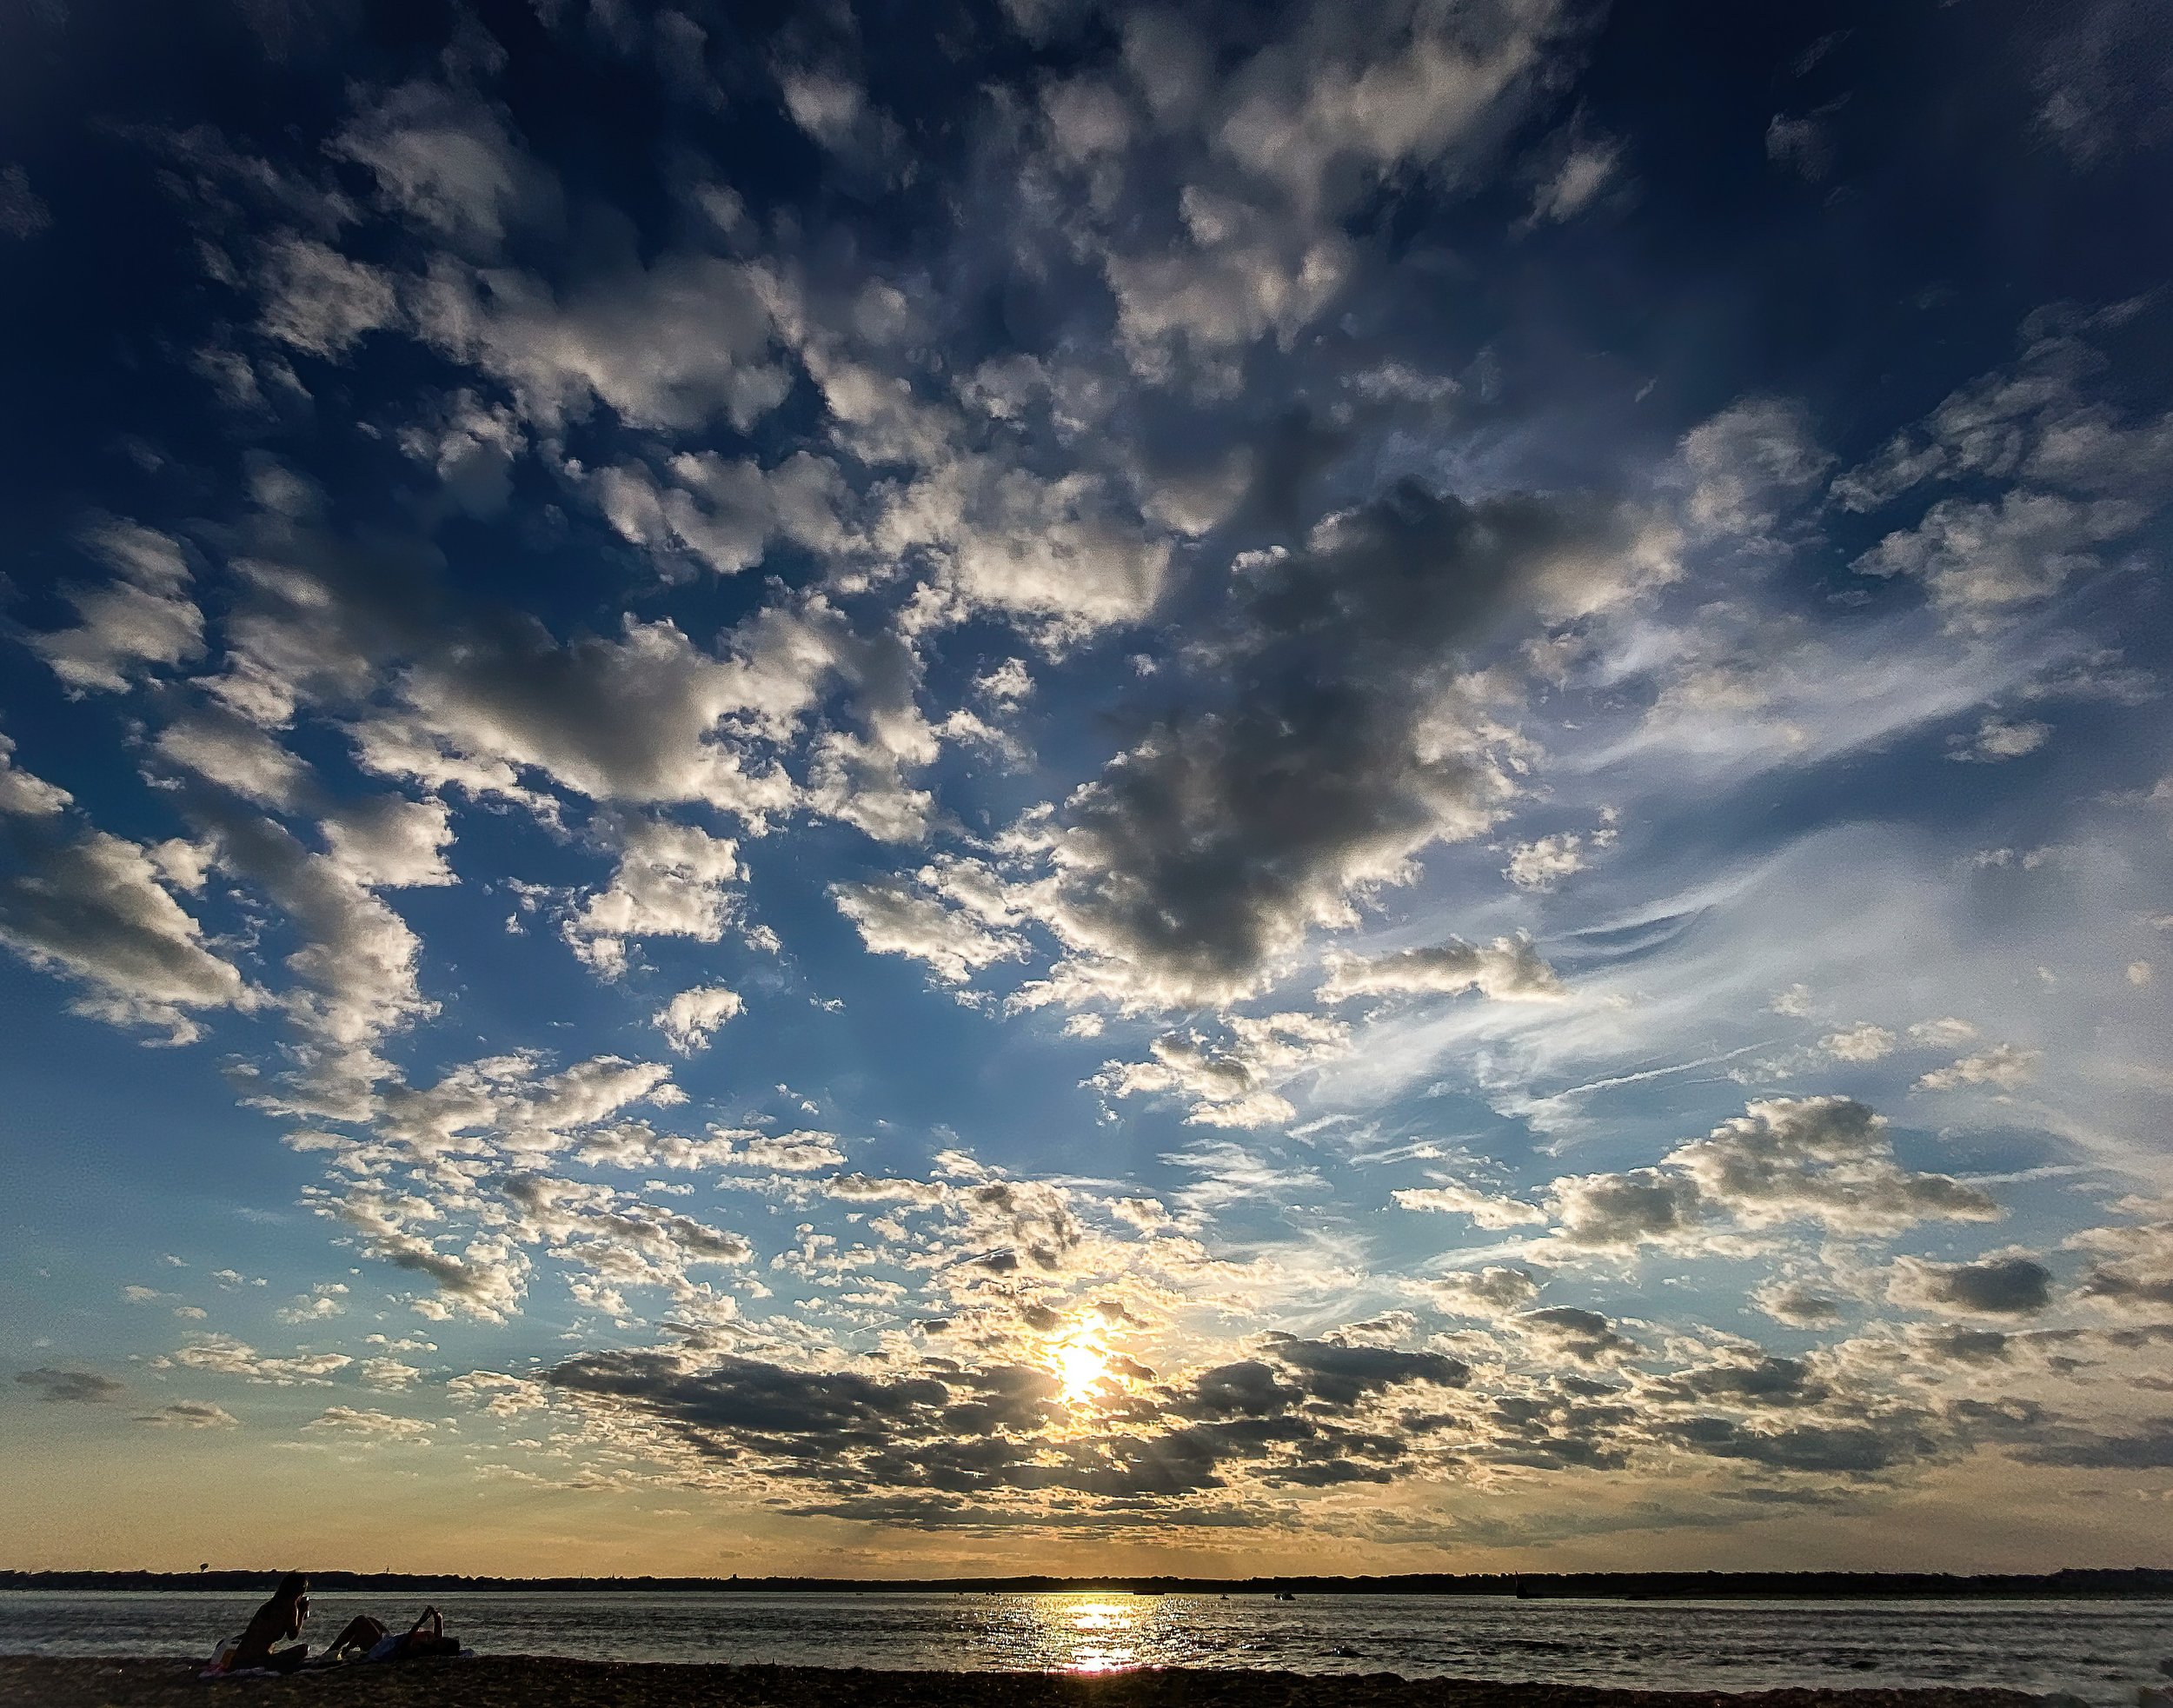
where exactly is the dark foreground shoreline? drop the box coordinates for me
[6,1569,2171,1599]
[0,1659,2059,1708]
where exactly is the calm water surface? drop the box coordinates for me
[3,1592,2169,1703]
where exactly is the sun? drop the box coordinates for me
[1053,1336,1110,1403]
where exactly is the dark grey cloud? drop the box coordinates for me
[1889,1254,2055,1318]
[1011,482,1673,1007]
[1259,1333,1470,1405]
[540,1329,1479,1524]
[16,1366,125,1403]
[1514,1306,1638,1366]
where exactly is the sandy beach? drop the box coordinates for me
[0,1659,2052,1708]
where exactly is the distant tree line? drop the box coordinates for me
[3,1568,2170,1598]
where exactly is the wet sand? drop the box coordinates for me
[0,1658,2051,1708]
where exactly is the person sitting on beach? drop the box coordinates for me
[360,1605,460,1663]
[223,1572,312,1673]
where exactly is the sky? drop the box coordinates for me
[2,0,2171,1579]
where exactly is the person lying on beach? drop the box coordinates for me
[351,1606,460,1664]
[320,1614,390,1661]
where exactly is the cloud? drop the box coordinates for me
[1426,1265,1542,1316]
[151,709,311,807]
[1514,1306,1638,1366]
[831,877,1025,984]
[0,163,51,238]
[1528,136,1620,224]
[1677,398,1832,538]
[593,452,848,578]
[1394,1183,1546,1229]
[1548,1097,1999,1251]
[1098,1012,1348,1127]
[332,79,555,254]
[1917,1044,2038,1093]
[2071,1200,2173,1319]
[1753,1279,1848,1327]
[727,1130,847,1173]
[539,1326,1472,1520]
[1764,113,1834,182]
[2028,0,2173,164]
[139,1400,240,1427]
[0,824,254,1044]
[306,1405,434,1441]
[1321,936,1565,1003]
[1950,717,2050,763]
[320,795,455,889]
[207,811,437,1113]
[156,1333,350,1386]
[1003,484,1677,1010]
[16,1367,125,1403]
[256,234,399,358]
[564,818,742,977]
[30,519,203,694]
[1504,834,1585,891]
[0,735,71,819]
[1888,1254,2055,1318]
[655,985,743,1054]
[363,613,814,821]
[1856,492,2142,626]
[1819,1024,1895,1063]
[412,249,789,434]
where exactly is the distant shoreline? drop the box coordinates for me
[3,1568,2170,1599]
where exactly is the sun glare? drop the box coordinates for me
[1053,1335,1111,1403]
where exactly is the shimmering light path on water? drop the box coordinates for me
[3,1592,2170,1704]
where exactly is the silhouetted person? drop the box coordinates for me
[362,1605,459,1662]
[229,1572,311,1673]
[322,1613,390,1660]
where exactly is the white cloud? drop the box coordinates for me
[412,249,789,434]
[1393,1182,1546,1229]
[0,826,253,1044]
[1856,491,2141,626]
[152,710,310,807]
[1917,1043,2039,1092]
[256,234,399,358]
[1819,1023,1896,1063]
[157,1333,350,1386]
[1677,397,1832,539]
[1528,137,1620,223]
[0,735,71,818]
[1949,716,2050,763]
[306,1405,434,1441]
[333,79,555,254]
[564,817,742,977]
[30,520,203,694]
[1320,937,1565,1002]
[831,878,1025,984]
[1505,833,1585,891]
[1547,1096,1999,1251]
[1097,1012,1348,1127]
[655,984,743,1054]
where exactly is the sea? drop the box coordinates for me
[3,1590,2170,1704]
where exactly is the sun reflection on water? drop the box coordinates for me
[1024,1593,1146,1672]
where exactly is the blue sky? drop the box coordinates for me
[3,0,2172,1575]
